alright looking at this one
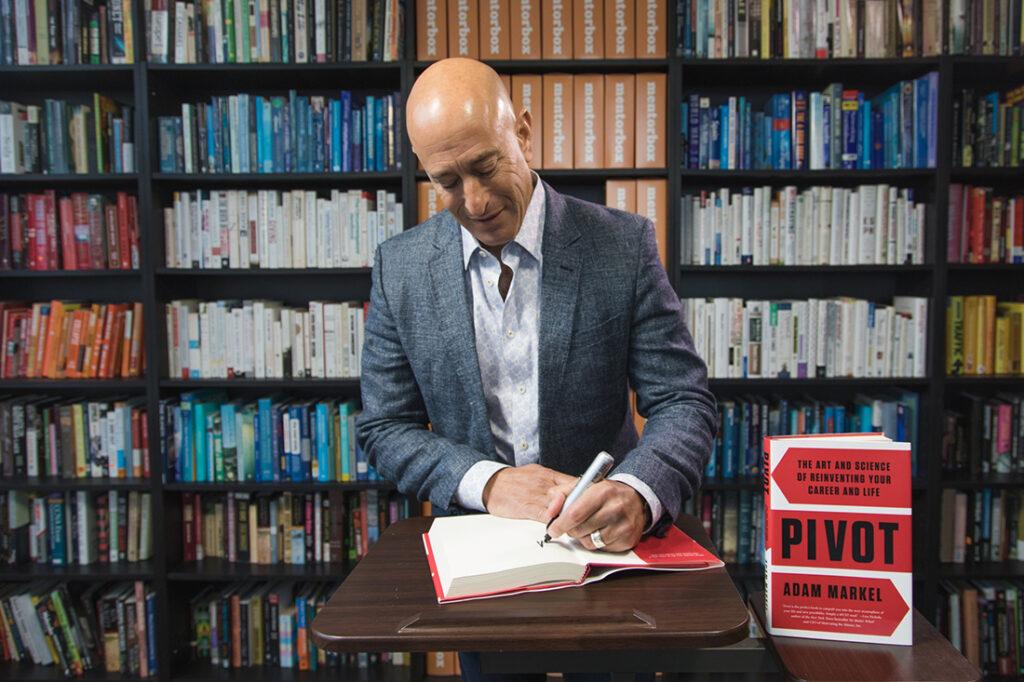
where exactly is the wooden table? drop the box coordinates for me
[311,515,761,679]
[750,594,981,682]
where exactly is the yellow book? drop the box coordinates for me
[250,589,264,663]
[122,0,135,62]
[946,296,965,375]
[996,302,1024,375]
[977,295,996,375]
[963,295,978,374]
[761,0,771,58]
[994,316,1008,375]
[72,403,88,478]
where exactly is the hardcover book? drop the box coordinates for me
[764,432,912,645]
[423,514,722,603]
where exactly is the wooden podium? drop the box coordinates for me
[311,514,761,679]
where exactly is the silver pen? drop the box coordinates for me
[540,451,616,545]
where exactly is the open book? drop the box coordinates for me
[423,514,724,603]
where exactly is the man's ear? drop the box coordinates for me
[515,108,534,166]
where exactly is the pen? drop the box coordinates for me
[541,451,616,545]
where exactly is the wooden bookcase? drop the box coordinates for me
[1,3,1022,680]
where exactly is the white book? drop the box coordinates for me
[234,0,249,62]
[252,300,266,378]
[828,187,843,265]
[844,190,859,265]
[211,0,225,62]
[913,203,925,264]
[108,490,120,559]
[281,191,293,268]
[858,184,876,264]
[323,302,338,378]
[271,311,283,378]
[242,301,255,376]
[892,296,928,378]
[291,190,306,268]
[174,1,188,62]
[873,184,888,265]
[885,186,898,265]
[768,198,780,265]
[872,306,888,377]
[238,193,251,268]
[309,301,324,378]
[839,298,854,376]
[267,190,280,268]
[782,186,797,265]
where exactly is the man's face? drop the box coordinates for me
[415,111,535,251]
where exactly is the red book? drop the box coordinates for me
[969,186,988,263]
[764,433,913,645]
[58,197,77,270]
[947,182,964,263]
[105,204,120,269]
[26,193,46,270]
[71,193,91,269]
[116,192,131,270]
[96,304,120,379]
[43,190,58,269]
[141,410,150,479]
[127,195,140,269]
[96,493,110,562]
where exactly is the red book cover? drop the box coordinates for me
[128,195,140,269]
[27,193,45,270]
[96,493,110,562]
[58,197,77,270]
[43,191,58,269]
[71,193,91,269]
[764,433,913,645]
[105,204,120,269]
[969,186,988,263]
[140,409,150,479]
[116,192,131,270]
[947,182,964,263]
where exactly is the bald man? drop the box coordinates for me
[357,58,715,554]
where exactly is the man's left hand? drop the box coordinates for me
[543,480,647,552]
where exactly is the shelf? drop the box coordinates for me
[678,57,941,90]
[160,379,360,390]
[678,168,936,184]
[146,63,402,92]
[0,173,141,186]
[950,167,1024,184]
[0,270,142,279]
[0,477,153,491]
[172,660,415,682]
[0,65,136,92]
[0,561,156,581]
[938,561,1024,580]
[709,377,931,391]
[155,268,371,277]
[418,58,669,73]
[415,168,669,181]
[163,481,395,492]
[0,379,147,392]
[167,558,350,582]
[941,474,1024,489]
[150,172,402,186]
[701,476,761,491]
[677,264,934,298]
[0,660,151,682]
[944,376,1024,391]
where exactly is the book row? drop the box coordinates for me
[0,96,135,175]
[948,185,1024,264]
[156,90,402,174]
[708,390,920,480]
[939,578,1024,676]
[946,296,1024,376]
[678,0,1024,59]
[679,184,926,267]
[939,489,1024,566]
[188,580,409,670]
[150,0,404,63]
[682,74,939,171]
[943,392,1024,475]
[0,301,146,380]
[953,84,1024,169]
[414,0,669,60]
[180,488,412,565]
[161,393,373,484]
[0,191,140,271]
[498,72,666,170]
[2,490,153,566]
[165,299,365,381]
[162,188,400,270]
[0,396,150,480]
[0,0,137,65]
[680,295,929,380]
[0,580,155,677]
[684,488,765,566]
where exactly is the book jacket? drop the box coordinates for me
[764,433,913,645]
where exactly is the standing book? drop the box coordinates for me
[423,514,723,604]
[763,432,913,645]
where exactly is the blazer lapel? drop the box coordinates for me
[538,186,583,424]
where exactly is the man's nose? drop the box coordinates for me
[463,177,489,216]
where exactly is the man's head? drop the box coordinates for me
[407,58,535,253]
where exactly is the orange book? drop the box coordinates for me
[509,0,541,58]
[25,303,45,378]
[128,301,144,377]
[84,304,106,378]
[636,178,669,268]
[543,73,574,169]
[605,179,637,212]
[417,181,445,222]
[604,74,635,168]
[426,652,456,675]
[64,309,88,378]
[230,594,243,667]
[604,0,635,58]
[573,0,603,57]
[635,73,666,168]
[447,0,479,58]
[107,309,127,379]
[479,0,510,58]
[40,300,64,379]
[542,0,572,58]
[416,0,448,60]
[120,306,134,378]
[574,74,604,168]
[96,304,120,380]
[636,0,666,57]
[511,74,544,169]
[52,303,80,378]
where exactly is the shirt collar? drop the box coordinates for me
[461,172,545,270]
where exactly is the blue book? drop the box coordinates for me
[221,96,233,173]
[179,394,197,481]
[192,394,225,483]
[698,97,710,168]
[157,118,178,171]
[840,90,858,169]
[340,91,352,172]
[772,94,791,170]
[315,402,331,482]
[281,96,291,172]
[220,401,238,481]
[870,109,884,169]
[738,400,751,474]
[287,91,298,171]
[752,111,765,169]
[719,104,729,169]
[298,403,312,481]
[272,97,284,172]
[261,97,273,172]
[721,401,737,479]
[696,0,707,57]
[311,100,325,172]
[145,591,158,673]
[364,97,376,171]
[352,109,363,172]
[899,80,914,169]
[914,76,930,168]
[112,119,123,173]
[257,397,274,482]
[859,97,871,169]
[710,106,721,169]
[926,71,938,168]
[687,93,700,169]
[741,98,752,170]
[375,97,385,170]
[330,99,342,172]
[295,97,308,172]
[46,494,66,565]
[822,99,831,167]
[790,90,808,170]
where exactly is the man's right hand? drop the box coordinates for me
[481,464,577,523]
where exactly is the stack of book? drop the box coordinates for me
[953,84,1024,168]
[947,185,1024,264]
[0,0,136,64]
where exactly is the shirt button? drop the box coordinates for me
[486,280,493,286]
[518,386,525,394]
[506,330,515,338]
[479,250,487,258]
[521,442,529,450]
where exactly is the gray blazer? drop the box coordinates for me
[356,182,716,528]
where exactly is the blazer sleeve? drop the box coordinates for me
[356,246,490,511]
[612,218,718,530]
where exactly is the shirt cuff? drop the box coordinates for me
[454,461,510,512]
[609,473,665,535]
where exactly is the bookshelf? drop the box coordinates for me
[1,1,1022,680]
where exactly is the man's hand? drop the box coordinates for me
[481,464,577,523]
[543,480,647,552]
